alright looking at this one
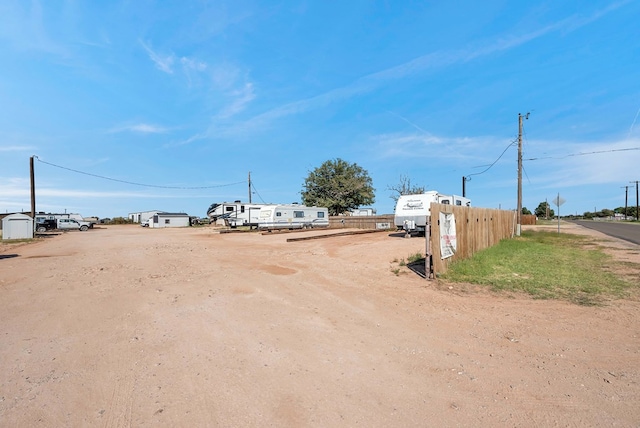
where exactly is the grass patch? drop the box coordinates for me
[391,252,426,276]
[407,251,424,264]
[441,230,638,305]
[2,238,35,243]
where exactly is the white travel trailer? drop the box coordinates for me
[394,191,470,234]
[258,205,329,230]
[207,201,270,228]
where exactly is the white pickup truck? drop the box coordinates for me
[55,218,91,231]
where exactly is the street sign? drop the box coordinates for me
[552,195,566,207]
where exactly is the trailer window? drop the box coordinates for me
[165,219,170,224]
[241,206,245,213]
[294,211,304,218]
[317,211,325,218]
[456,200,462,206]
[225,207,234,212]
[276,212,282,217]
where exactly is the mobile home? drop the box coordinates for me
[129,210,165,224]
[207,201,270,228]
[394,191,470,234]
[258,205,329,230]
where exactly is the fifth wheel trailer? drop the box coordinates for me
[207,201,270,228]
[394,191,470,234]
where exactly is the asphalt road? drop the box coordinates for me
[570,220,640,246]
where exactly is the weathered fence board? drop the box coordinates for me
[329,215,395,230]
[430,204,516,276]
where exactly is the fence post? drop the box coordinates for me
[425,216,432,279]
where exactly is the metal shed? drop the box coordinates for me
[2,213,34,240]
[149,212,190,228]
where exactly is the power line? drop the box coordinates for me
[465,139,517,180]
[34,156,246,190]
[250,181,267,204]
[524,147,640,161]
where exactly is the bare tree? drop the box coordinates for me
[387,175,426,204]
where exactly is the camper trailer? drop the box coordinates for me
[207,201,270,228]
[394,191,470,234]
[258,205,329,230]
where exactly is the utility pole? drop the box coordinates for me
[462,176,466,198]
[30,156,36,218]
[248,171,252,203]
[516,112,529,236]
[621,185,629,220]
[545,198,549,219]
[631,180,639,221]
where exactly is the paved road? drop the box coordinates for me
[570,220,640,246]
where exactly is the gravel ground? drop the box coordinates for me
[1,223,639,427]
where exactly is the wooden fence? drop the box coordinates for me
[430,204,516,276]
[329,215,395,230]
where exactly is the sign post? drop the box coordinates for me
[552,193,566,234]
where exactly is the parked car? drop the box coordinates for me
[141,219,150,227]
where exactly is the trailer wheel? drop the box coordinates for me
[80,225,89,231]
[36,226,47,233]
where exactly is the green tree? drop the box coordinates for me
[534,201,554,218]
[601,208,614,218]
[522,207,532,215]
[301,158,375,216]
[387,175,426,203]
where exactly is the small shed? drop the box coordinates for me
[149,212,190,228]
[2,213,34,240]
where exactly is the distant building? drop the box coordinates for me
[348,208,377,216]
[129,210,166,224]
[149,212,190,228]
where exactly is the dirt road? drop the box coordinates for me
[1,224,639,426]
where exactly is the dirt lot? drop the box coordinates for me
[1,223,639,427]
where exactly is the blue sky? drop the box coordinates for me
[1,1,639,218]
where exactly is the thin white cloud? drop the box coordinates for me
[181,57,207,72]
[216,82,256,119]
[181,56,208,86]
[0,145,36,152]
[163,133,206,148]
[628,106,640,138]
[0,0,68,56]
[139,40,175,74]
[110,123,169,134]
[235,3,625,131]
[528,139,640,189]
[373,131,500,164]
[210,63,243,91]
[0,182,197,200]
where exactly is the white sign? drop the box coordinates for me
[439,212,457,259]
